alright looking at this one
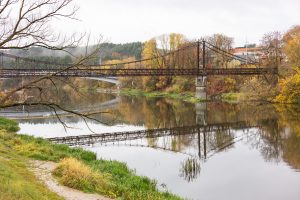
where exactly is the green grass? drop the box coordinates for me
[121,88,205,102]
[121,89,248,103]
[0,118,182,200]
[0,117,20,132]
[0,132,63,200]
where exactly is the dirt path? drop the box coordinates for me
[29,160,112,200]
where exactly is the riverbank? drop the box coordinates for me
[0,117,181,200]
[120,88,245,103]
[120,88,205,103]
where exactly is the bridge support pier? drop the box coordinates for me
[195,76,207,100]
[195,102,207,125]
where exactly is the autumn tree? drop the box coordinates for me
[141,39,159,91]
[261,31,284,67]
[115,57,139,89]
[206,34,233,49]
[155,33,186,90]
[205,34,234,68]
[275,72,300,104]
[283,26,300,67]
[203,34,236,97]
[275,25,300,104]
[126,33,190,92]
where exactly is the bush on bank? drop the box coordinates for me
[276,72,300,104]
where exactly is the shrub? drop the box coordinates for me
[276,72,300,104]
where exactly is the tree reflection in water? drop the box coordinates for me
[5,84,300,175]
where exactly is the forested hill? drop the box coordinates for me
[6,42,143,64]
[99,42,143,61]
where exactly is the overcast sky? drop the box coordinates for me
[55,0,300,47]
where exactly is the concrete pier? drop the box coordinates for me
[195,76,207,100]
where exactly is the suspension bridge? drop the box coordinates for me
[0,41,277,77]
[0,40,278,98]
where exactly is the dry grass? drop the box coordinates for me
[53,158,115,198]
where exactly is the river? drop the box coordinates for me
[1,83,300,200]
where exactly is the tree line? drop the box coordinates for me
[115,28,300,104]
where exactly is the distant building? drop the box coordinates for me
[232,46,264,62]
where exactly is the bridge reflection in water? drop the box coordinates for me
[48,120,257,181]
[48,120,258,182]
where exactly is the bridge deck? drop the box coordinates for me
[0,67,277,77]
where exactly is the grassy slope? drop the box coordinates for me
[0,117,181,200]
[0,125,63,200]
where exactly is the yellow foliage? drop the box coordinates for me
[142,39,157,62]
[169,33,185,50]
[284,26,300,66]
[224,77,237,91]
[285,38,300,66]
[275,72,300,104]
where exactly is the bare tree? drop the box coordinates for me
[0,0,107,130]
[205,34,234,68]
[261,31,284,68]
[0,0,83,50]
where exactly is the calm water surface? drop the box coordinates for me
[2,89,300,200]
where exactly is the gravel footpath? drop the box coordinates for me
[29,160,112,200]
